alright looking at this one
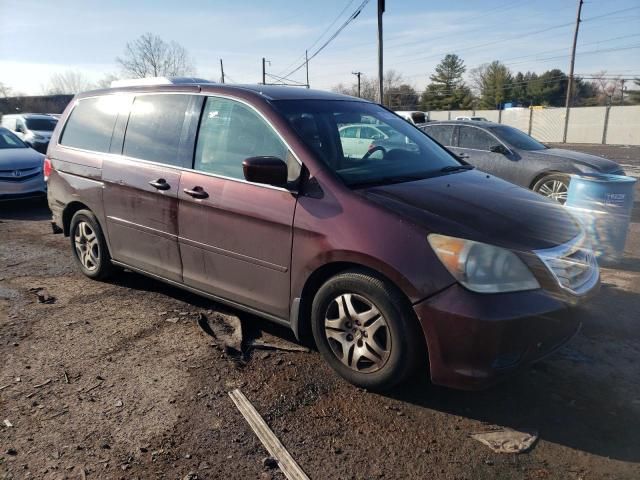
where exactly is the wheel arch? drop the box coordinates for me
[529,170,571,190]
[62,201,92,236]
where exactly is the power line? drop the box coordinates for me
[281,0,371,79]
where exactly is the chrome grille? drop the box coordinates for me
[535,233,599,295]
[0,167,41,182]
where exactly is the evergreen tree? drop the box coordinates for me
[478,61,512,108]
[420,54,473,110]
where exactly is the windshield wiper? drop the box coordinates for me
[440,165,474,173]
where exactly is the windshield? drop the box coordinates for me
[272,100,461,187]
[0,130,28,149]
[489,125,546,151]
[25,117,57,131]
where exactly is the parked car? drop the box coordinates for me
[1,113,58,153]
[0,127,46,200]
[395,110,429,126]
[46,82,599,391]
[339,123,417,158]
[455,116,488,121]
[421,120,624,203]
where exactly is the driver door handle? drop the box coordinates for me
[183,186,209,199]
[149,178,171,190]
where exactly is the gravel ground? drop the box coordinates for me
[1,144,639,480]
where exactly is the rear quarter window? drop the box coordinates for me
[60,97,121,153]
[424,125,454,146]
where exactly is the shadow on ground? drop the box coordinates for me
[0,197,50,221]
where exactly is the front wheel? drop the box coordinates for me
[69,209,115,280]
[533,174,570,204]
[311,269,424,390]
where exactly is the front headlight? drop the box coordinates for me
[428,234,540,293]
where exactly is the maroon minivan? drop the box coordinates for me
[46,81,599,390]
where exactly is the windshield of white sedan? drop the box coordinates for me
[273,100,461,187]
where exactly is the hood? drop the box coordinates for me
[362,169,580,252]
[530,148,621,172]
[0,148,45,170]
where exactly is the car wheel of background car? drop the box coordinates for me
[533,173,570,204]
[311,269,424,391]
[69,209,115,280]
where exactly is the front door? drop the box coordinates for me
[450,125,517,182]
[178,96,299,319]
[102,93,195,282]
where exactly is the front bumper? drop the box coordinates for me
[414,284,593,390]
[0,175,46,200]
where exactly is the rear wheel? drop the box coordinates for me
[311,269,424,390]
[533,174,570,204]
[69,210,115,280]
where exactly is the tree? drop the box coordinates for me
[45,70,94,94]
[331,70,406,105]
[420,54,473,110]
[386,84,419,110]
[117,33,195,78]
[630,78,640,104]
[95,73,121,89]
[475,61,513,108]
[0,81,12,98]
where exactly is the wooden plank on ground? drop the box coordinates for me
[228,388,310,480]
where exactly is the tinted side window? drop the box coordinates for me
[194,97,289,181]
[425,125,454,146]
[458,126,496,150]
[123,94,191,166]
[60,97,119,153]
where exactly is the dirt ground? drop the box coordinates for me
[1,144,639,480]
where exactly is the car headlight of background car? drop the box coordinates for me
[428,234,540,293]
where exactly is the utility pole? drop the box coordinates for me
[352,71,362,97]
[262,57,266,85]
[562,0,583,143]
[220,59,225,84]
[377,0,384,105]
[305,50,310,88]
[620,79,626,106]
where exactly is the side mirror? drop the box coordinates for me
[15,125,24,133]
[490,144,508,155]
[242,156,288,188]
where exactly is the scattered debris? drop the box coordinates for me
[115,400,123,408]
[29,287,56,304]
[6,448,17,456]
[471,428,538,454]
[63,371,69,384]
[45,410,69,420]
[4,419,13,427]
[33,379,52,388]
[248,339,310,353]
[262,456,278,469]
[229,388,309,480]
[165,317,179,323]
[0,384,11,391]
[197,312,243,354]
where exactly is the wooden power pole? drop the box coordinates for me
[220,59,225,84]
[377,0,384,105]
[352,71,362,97]
[563,0,583,143]
[262,57,266,85]
[305,50,310,88]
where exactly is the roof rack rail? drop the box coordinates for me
[110,77,214,88]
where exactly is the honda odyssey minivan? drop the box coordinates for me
[46,80,599,391]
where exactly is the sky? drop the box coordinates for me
[1,0,639,95]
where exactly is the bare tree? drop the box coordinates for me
[45,70,94,94]
[332,70,405,105]
[0,81,12,98]
[117,33,195,78]
[95,73,121,89]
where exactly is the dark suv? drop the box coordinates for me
[46,81,599,391]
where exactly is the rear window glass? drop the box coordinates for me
[26,117,57,131]
[122,94,191,166]
[60,97,120,153]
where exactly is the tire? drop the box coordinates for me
[69,209,115,280]
[311,269,424,391]
[533,173,570,204]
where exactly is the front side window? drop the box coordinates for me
[273,100,461,188]
[458,126,497,151]
[60,97,122,153]
[424,125,455,146]
[194,97,290,181]
[339,126,358,138]
[489,125,546,151]
[359,126,385,140]
[123,94,191,166]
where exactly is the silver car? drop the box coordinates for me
[0,127,46,200]
[422,120,624,204]
[1,114,58,154]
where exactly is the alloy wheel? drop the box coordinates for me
[324,293,391,373]
[74,221,100,271]
[538,179,568,204]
